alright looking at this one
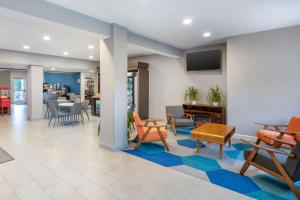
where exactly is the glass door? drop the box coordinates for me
[13,78,27,104]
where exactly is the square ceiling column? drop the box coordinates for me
[27,65,43,120]
[99,24,128,151]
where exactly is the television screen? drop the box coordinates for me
[186,49,221,71]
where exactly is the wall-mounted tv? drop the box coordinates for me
[186,49,221,71]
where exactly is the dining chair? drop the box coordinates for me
[69,102,84,125]
[46,100,59,118]
[82,100,90,122]
[98,122,100,135]
[48,103,65,127]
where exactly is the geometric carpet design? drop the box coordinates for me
[124,128,299,200]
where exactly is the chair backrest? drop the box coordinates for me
[286,116,300,140]
[49,103,59,117]
[47,100,58,109]
[133,112,143,138]
[285,141,300,182]
[82,100,89,111]
[166,106,184,119]
[70,103,82,115]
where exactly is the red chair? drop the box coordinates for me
[133,112,170,151]
[256,116,300,148]
[0,98,11,115]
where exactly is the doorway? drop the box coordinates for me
[13,78,27,105]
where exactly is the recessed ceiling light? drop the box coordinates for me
[51,67,56,71]
[182,18,192,25]
[63,52,69,56]
[89,56,94,59]
[88,45,94,49]
[23,45,30,50]
[43,35,51,41]
[203,32,211,37]
[89,70,93,73]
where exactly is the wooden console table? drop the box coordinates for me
[183,104,226,124]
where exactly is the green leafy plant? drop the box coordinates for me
[185,86,198,102]
[207,85,223,105]
[127,111,134,143]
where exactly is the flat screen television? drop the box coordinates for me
[186,49,221,71]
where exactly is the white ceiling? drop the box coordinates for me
[45,0,300,49]
[0,14,155,61]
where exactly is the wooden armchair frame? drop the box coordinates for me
[135,119,170,151]
[166,113,194,136]
[255,122,300,148]
[240,139,300,199]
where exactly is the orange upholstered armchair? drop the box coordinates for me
[133,112,169,151]
[256,116,300,148]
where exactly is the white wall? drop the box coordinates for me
[0,70,11,88]
[129,44,227,120]
[227,25,300,136]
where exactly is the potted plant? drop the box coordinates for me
[185,86,198,105]
[207,85,223,107]
[127,111,135,144]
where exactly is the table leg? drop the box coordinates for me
[196,139,200,154]
[229,139,231,148]
[219,144,223,160]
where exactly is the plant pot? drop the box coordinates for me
[191,100,197,105]
[212,102,219,107]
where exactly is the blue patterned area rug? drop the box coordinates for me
[124,129,299,200]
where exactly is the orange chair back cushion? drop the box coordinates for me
[286,116,300,140]
[133,112,144,138]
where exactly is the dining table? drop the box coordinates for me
[58,102,74,113]
[58,102,74,126]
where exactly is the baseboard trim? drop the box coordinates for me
[100,142,128,152]
[233,133,256,141]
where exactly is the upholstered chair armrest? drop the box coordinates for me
[184,113,194,120]
[280,131,300,135]
[166,113,176,125]
[255,122,288,131]
[241,139,295,158]
[144,119,164,123]
[264,135,295,148]
[147,125,167,128]
[166,113,175,118]
[144,119,165,126]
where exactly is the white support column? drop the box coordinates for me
[100,24,128,151]
[80,72,85,102]
[27,65,43,120]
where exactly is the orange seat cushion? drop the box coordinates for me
[141,127,168,142]
[256,129,296,147]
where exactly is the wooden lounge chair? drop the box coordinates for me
[240,139,300,199]
[133,112,170,151]
[255,116,300,148]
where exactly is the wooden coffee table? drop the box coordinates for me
[191,123,235,159]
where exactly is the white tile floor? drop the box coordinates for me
[0,105,252,200]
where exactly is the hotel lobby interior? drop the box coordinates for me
[0,1,300,200]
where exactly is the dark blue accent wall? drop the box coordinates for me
[44,72,81,94]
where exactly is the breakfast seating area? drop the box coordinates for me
[44,95,91,127]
